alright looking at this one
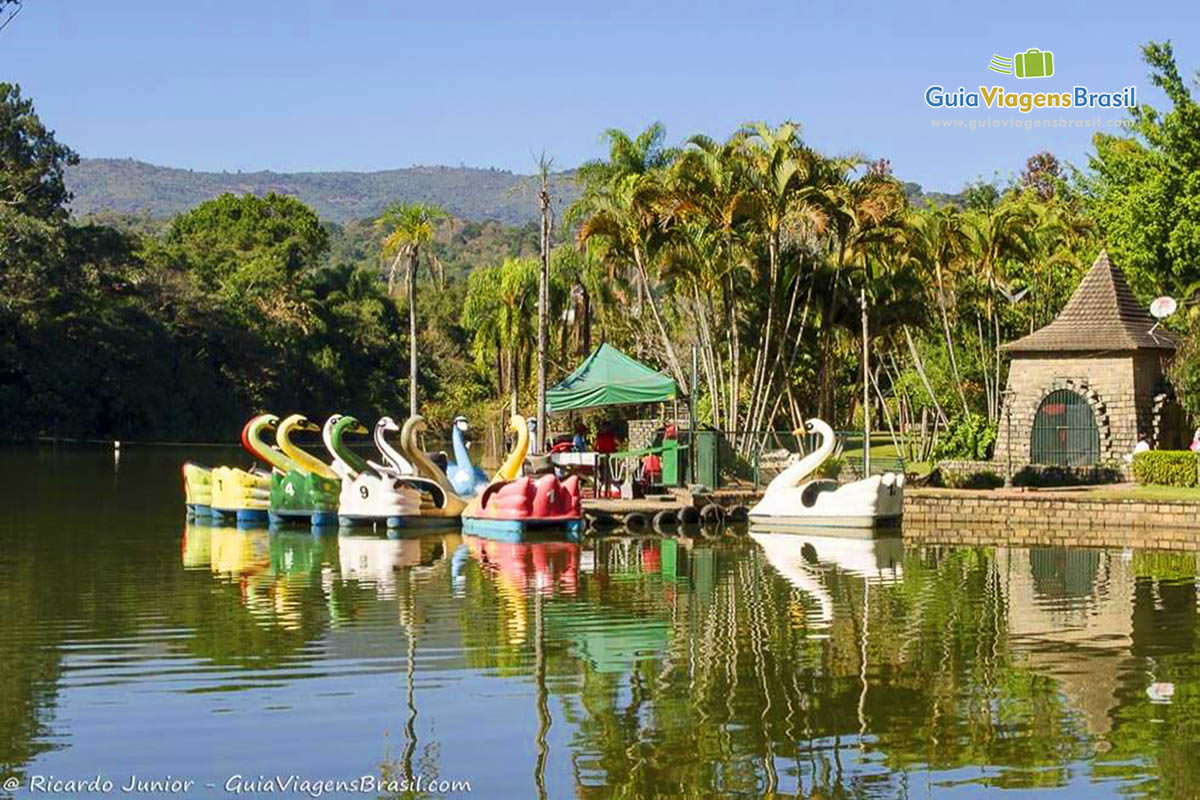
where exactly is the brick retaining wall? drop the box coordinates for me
[905,489,1200,551]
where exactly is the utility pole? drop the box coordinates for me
[535,155,553,454]
[861,286,871,477]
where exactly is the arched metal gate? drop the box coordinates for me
[1030,389,1100,466]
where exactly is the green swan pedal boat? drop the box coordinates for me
[269,413,341,527]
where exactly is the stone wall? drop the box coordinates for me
[628,416,692,451]
[905,489,1200,551]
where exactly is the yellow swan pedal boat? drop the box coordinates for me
[210,414,283,526]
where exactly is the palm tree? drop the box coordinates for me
[907,204,973,418]
[815,163,907,420]
[670,133,753,429]
[965,201,1035,420]
[376,202,447,416]
[737,121,829,438]
[575,171,688,391]
[534,153,553,452]
[462,258,538,415]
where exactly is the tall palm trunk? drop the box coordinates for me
[510,348,519,417]
[536,180,550,452]
[408,247,419,416]
[537,172,549,453]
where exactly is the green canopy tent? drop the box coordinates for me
[546,343,678,412]
[547,344,689,487]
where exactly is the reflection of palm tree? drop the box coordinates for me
[533,588,550,800]
[397,571,418,784]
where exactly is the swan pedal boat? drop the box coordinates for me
[446,415,490,497]
[325,414,457,528]
[461,415,583,540]
[268,414,341,527]
[183,461,213,517]
[748,418,904,531]
[208,414,279,525]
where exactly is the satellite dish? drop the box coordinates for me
[1150,296,1177,319]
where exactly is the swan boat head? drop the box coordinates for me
[276,414,339,480]
[373,416,415,475]
[327,414,370,477]
[399,415,467,516]
[243,413,297,473]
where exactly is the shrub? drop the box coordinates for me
[933,414,997,461]
[941,468,1003,490]
[1131,450,1199,487]
[1012,462,1124,487]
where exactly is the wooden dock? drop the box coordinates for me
[583,487,762,528]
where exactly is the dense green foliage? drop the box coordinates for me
[0,83,421,439]
[1087,41,1200,300]
[932,414,998,461]
[1131,450,1199,486]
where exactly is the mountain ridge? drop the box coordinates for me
[66,158,963,226]
[66,158,582,225]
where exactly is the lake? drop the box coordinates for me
[1,445,1197,798]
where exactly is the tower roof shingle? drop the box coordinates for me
[1003,250,1177,353]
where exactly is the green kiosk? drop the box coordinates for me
[547,344,714,488]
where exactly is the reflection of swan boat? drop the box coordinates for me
[464,534,581,596]
[751,529,904,624]
[748,418,904,529]
[338,532,454,597]
[268,414,341,527]
[181,521,213,568]
[462,415,582,539]
[324,415,426,527]
[210,415,279,525]
[209,526,271,578]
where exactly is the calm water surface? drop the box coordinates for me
[2,445,1199,798]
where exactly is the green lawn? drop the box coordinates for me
[839,440,932,476]
[1074,484,1200,503]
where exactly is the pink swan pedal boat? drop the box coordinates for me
[461,415,583,540]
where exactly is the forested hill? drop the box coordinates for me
[65,158,582,224]
[67,158,965,225]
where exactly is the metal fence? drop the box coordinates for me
[715,430,907,490]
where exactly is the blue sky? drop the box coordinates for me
[5,0,1198,192]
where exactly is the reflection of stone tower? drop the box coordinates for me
[1001,547,1134,736]
[994,251,1179,469]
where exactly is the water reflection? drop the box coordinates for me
[3,446,1200,798]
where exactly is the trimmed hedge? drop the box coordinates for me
[1131,450,1199,487]
[937,459,1125,489]
[941,468,1003,490]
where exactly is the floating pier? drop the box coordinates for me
[582,488,757,530]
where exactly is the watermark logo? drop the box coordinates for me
[989,49,1055,79]
[925,47,1132,113]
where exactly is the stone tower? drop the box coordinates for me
[993,250,1179,469]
